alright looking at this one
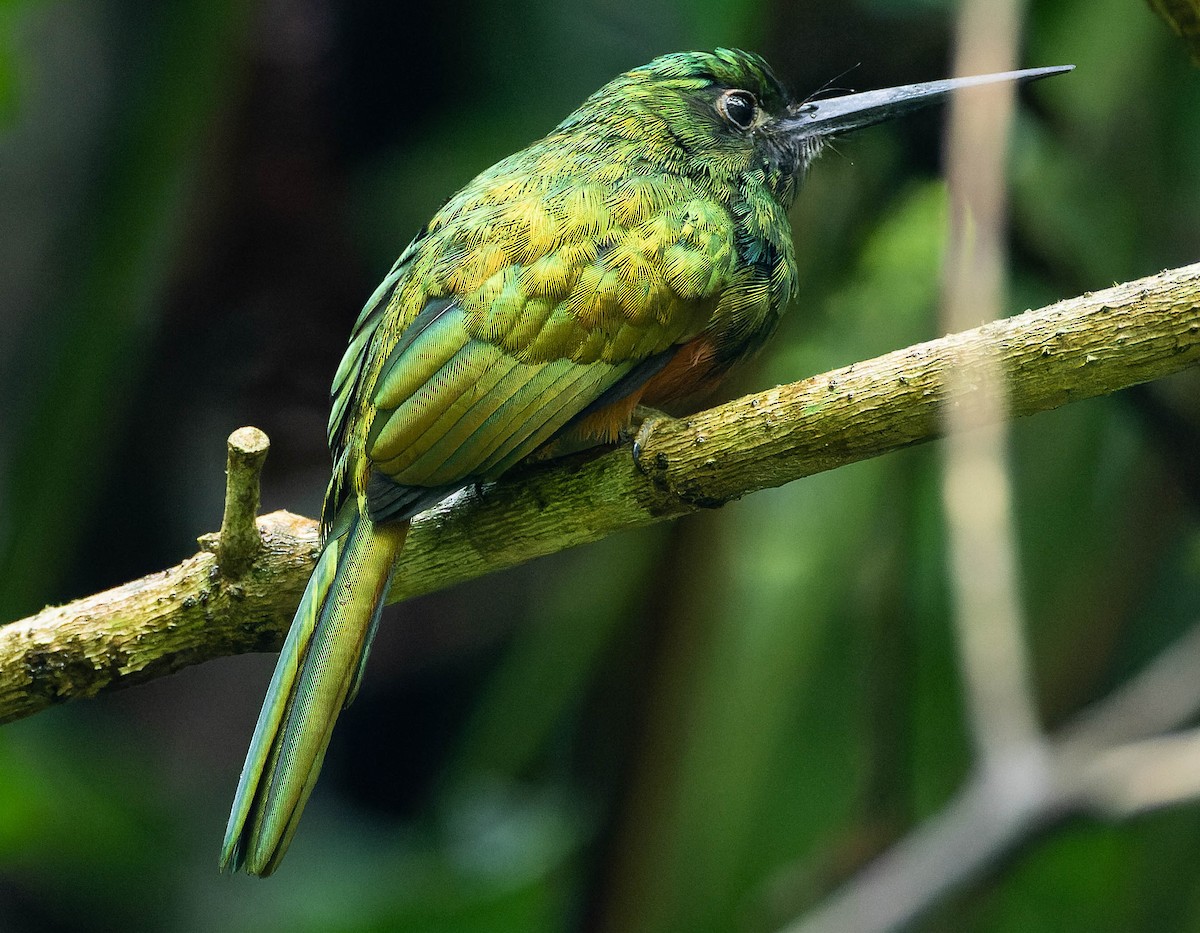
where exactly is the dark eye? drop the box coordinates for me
[717,89,758,129]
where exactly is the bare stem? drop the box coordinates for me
[782,616,1200,933]
[216,426,270,577]
[940,0,1043,765]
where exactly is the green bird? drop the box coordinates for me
[220,49,1071,876]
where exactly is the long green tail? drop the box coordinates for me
[220,507,408,876]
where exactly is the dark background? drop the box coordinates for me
[1,0,1199,930]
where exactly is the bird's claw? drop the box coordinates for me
[628,405,673,471]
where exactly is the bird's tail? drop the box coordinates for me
[219,506,408,876]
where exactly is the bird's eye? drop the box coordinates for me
[717,89,758,129]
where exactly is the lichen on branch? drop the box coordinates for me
[0,261,1196,725]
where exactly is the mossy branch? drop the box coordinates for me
[1,262,1197,725]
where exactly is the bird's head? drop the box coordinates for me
[562,49,1071,206]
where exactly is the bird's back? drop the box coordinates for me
[324,102,795,527]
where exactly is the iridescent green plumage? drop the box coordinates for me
[333,50,799,515]
[221,48,1071,875]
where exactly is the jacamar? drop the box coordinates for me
[221,49,1071,875]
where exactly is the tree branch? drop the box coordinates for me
[782,615,1200,933]
[216,425,270,577]
[1,262,1197,724]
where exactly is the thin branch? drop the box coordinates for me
[780,753,1057,933]
[217,426,270,577]
[0,263,1197,725]
[1060,619,1200,754]
[939,0,1044,763]
[782,3,1098,928]
[1078,728,1200,817]
[784,617,1200,933]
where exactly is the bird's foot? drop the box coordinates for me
[628,405,673,472]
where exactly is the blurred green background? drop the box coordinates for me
[1,0,1199,930]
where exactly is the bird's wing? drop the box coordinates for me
[321,235,430,532]
[331,170,743,522]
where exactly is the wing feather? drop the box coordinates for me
[329,166,745,518]
[479,363,619,476]
[457,360,600,474]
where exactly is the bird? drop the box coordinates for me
[220,48,1072,876]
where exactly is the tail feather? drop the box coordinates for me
[220,508,408,876]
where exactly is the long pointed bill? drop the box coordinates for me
[774,65,1074,140]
